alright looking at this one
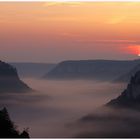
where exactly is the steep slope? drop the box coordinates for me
[107,70,140,109]
[0,61,31,93]
[44,59,140,81]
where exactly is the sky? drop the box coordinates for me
[0,2,140,63]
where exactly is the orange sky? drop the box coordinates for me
[0,2,140,62]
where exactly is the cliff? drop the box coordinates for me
[107,70,140,109]
[0,61,31,93]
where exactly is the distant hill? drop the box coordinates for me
[0,107,29,138]
[44,59,140,81]
[0,61,31,93]
[10,62,56,78]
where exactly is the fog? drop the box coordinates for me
[0,78,126,138]
[74,106,140,138]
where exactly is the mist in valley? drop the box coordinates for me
[0,77,127,138]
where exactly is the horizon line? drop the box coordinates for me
[7,58,140,63]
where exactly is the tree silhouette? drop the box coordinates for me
[0,107,30,138]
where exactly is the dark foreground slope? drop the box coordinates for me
[44,59,140,81]
[75,70,140,138]
[0,61,31,93]
[0,107,29,138]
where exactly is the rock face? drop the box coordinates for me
[107,70,140,108]
[0,107,29,138]
[44,60,140,81]
[0,61,31,93]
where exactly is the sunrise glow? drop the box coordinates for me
[127,45,140,57]
[0,2,140,62]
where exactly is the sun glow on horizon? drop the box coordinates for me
[128,45,140,57]
[0,2,140,62]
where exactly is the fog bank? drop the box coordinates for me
[0,78,126,138]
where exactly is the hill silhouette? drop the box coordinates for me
[0,61,32,93]
[107,70,140,109]
[44,59,140,81]
[0,107,29,138]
